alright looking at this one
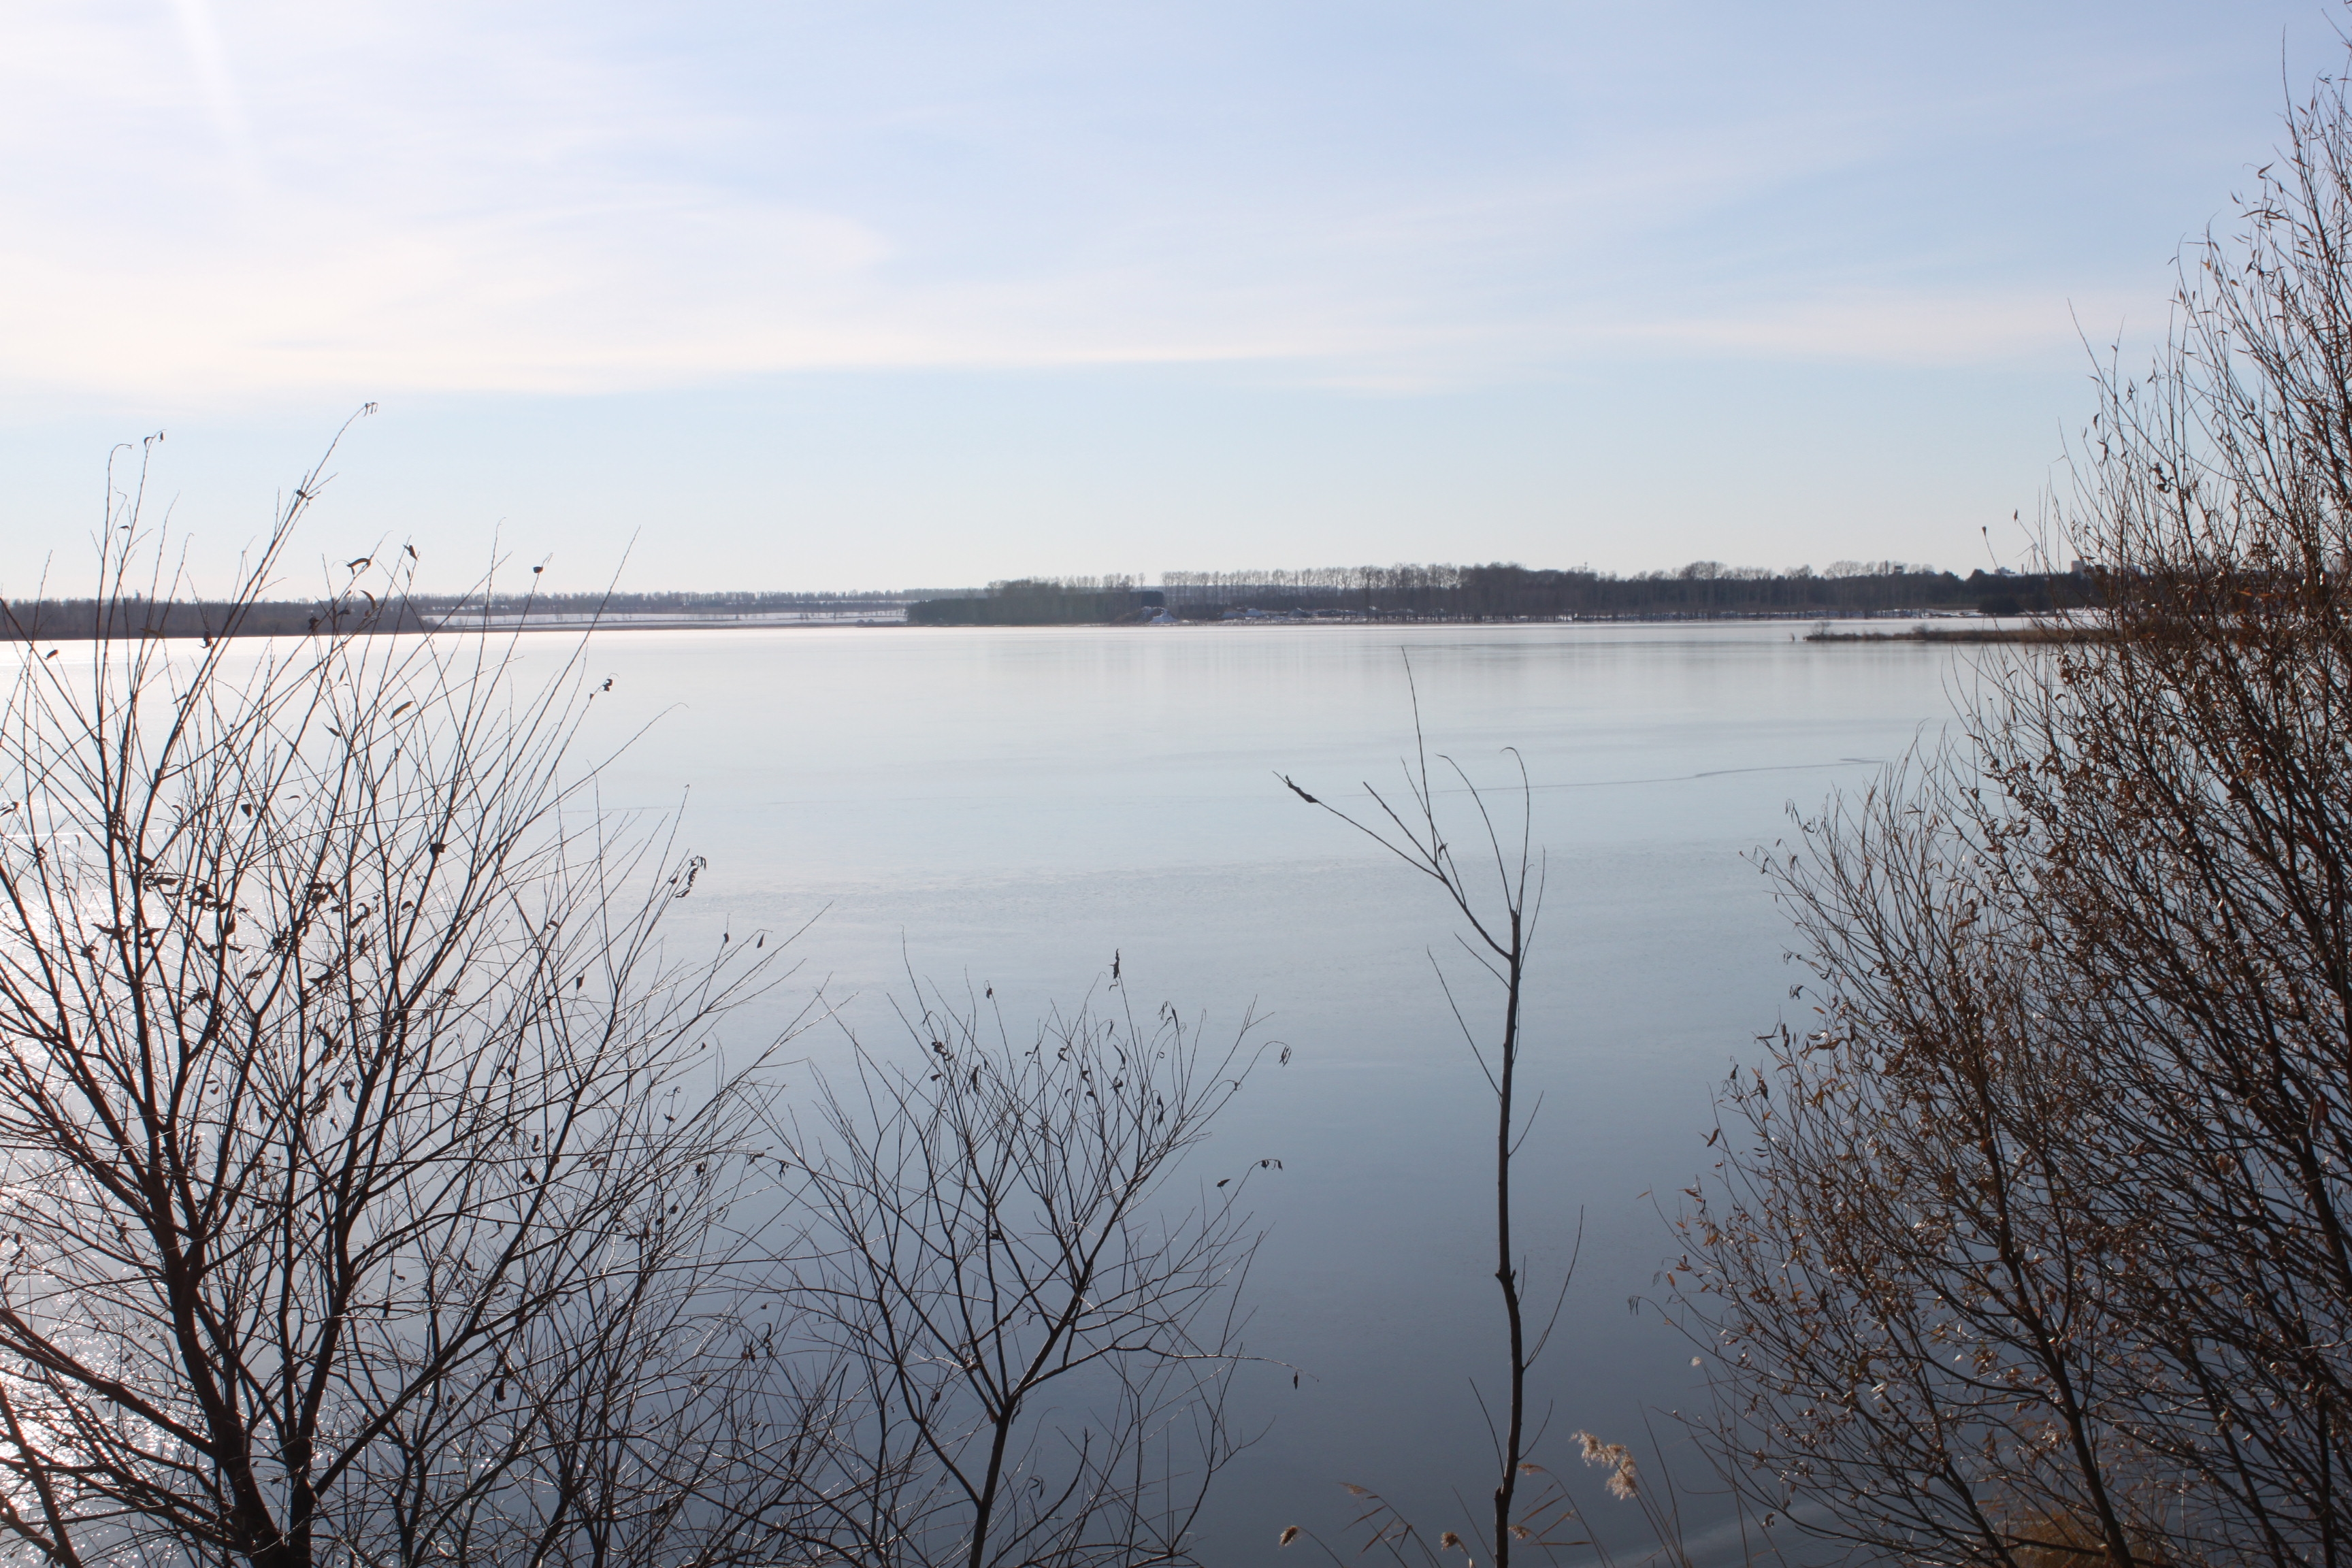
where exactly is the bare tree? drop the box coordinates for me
[1674,47,2352,1568]
[776,979,1268,1568]
[1282,678,1565,1568]
[0,428,826,1567]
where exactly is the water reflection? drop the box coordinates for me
[574,621,1981,1564]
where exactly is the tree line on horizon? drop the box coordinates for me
[2,562,2087,640]
[907,559,2087,625]
[0,587,949,642]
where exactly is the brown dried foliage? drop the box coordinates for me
[1672,54,2352,1568]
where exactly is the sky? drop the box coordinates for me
[0,0,2341,593]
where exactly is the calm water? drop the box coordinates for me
[566,619,1984,1564]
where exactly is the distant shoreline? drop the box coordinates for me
[1803,623,2106,644]
[3,606,2078,644]
[422,609,2027,635]
[7,561,2095,641]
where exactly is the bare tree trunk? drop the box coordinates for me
[1490,930,1527,1567]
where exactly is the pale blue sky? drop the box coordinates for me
[0,1,2336,591]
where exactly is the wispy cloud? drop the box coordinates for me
[162,0,265,203]
[0,1,2307,407]
[1622,289,2141,368]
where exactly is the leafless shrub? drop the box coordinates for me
[0,425,1279,1568]
[1673,46,2352,1568]
[0,427,828,1567]
[775,981,1267,1568]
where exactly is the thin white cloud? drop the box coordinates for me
[0,1,2298,407]
[1621,289,2138,368]
[163,0,265,202]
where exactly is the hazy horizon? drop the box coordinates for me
[4,1,2338,591]
[0,556,2041,606]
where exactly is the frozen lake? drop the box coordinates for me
[568,618,1991,1564]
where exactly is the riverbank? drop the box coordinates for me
[1805,622,2106,644]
